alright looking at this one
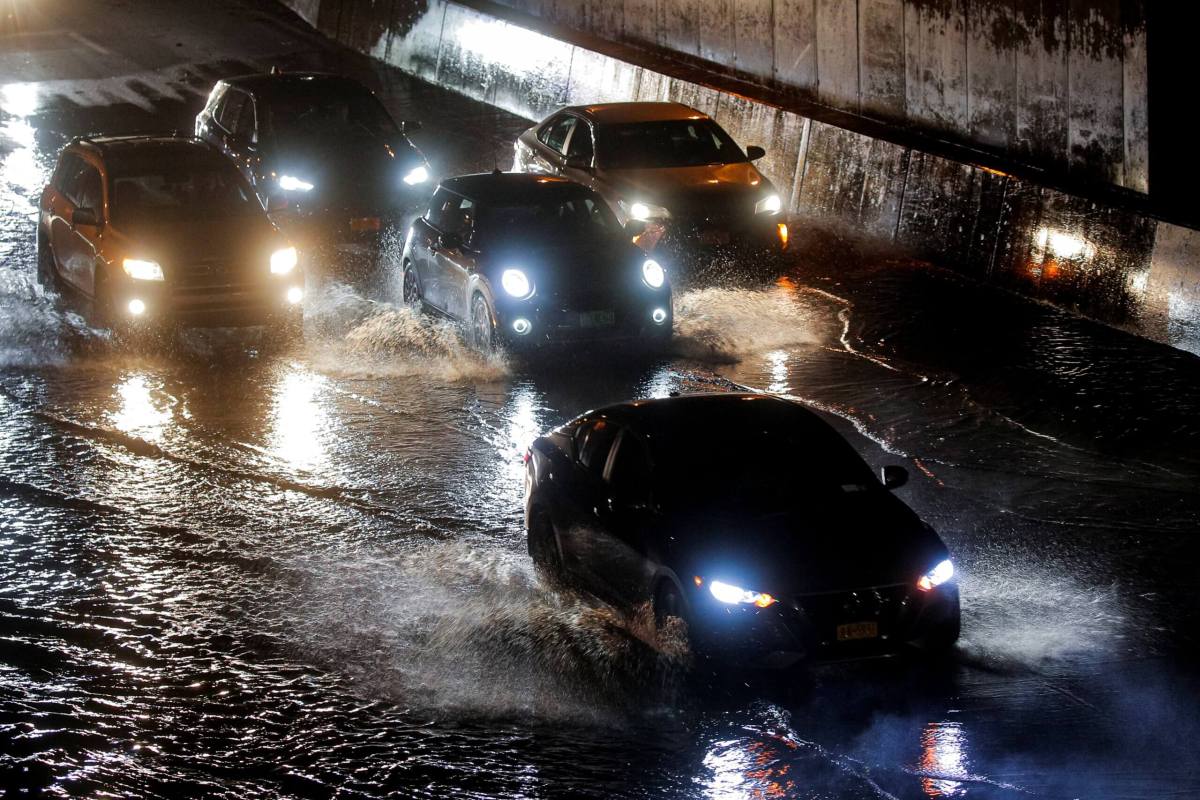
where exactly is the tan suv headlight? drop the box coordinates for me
[123,258,164,281]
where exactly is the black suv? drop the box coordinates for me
[195,71,429,246]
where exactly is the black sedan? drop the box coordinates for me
[195,71,429,246]
[524,393,960,666]
[400,173,672,349]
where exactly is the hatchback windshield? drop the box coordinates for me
[473,194,619,247]
[263,88,398,143]
[597,119,746,169]
[109,161,259,225]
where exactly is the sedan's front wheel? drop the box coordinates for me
[401,263,421,307]
[470,293,496,352]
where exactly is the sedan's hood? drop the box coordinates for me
[111,214,282,278]
[268,134,424,202]
[663,491,946,596]
[601,162,772,215]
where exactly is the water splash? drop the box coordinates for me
[671,286,830,363]
[282,543,691,720]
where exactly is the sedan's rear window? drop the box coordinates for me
[597,119,747,169]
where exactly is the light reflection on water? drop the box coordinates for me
[111,373,172,442]
[919,721,968,797]
[268,367,331,471]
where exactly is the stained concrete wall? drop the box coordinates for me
[482,0,1150,196]
[281,0,1197,357]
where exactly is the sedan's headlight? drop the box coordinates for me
[122,258,164,281]
[707,579,777,608]
[402,165,429,186]
[501,268,533,299]
[270,247,298,275]
[755,194,782,215]
[642,258,665,289]
[917,559,954,592]
[278,175,314,192]
[621,199,670,221]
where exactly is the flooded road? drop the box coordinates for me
[2,1,1199,798]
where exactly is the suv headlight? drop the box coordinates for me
[278,175,314,192]
[403,164,429,185]
[501,268,533,299]
[754,194,781,215]
[123,258,164,281]
[620,199,670,221]
[270,247,298,275]
[706,579,777,608]
[917,559,954,592]
[641,258,665,289]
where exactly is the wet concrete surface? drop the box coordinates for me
[1,1,1199,797]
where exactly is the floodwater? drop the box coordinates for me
[2,1,1199,798]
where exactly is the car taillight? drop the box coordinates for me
[522,450,531,465]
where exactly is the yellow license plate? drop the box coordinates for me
[836,621,879,641]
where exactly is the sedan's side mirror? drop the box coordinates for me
[624,219,648,236]
[565,155,592,171]
[746,145,766,161]
[72,207,100,227]
[401,120,422,135]
[881,465,908,490]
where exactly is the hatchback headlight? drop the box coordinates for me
[270,247,298,275]
[642,259,665,289]
[403,165,429,185]
[705,579,777,608]
[501,268,533,299]
[123,258,164,281]
[278,175,314,192]
[917,559,954,592]
[755,194,781,215]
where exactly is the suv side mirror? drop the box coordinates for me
[438,231,463,250]
[624,219,648,236]
[401,120,422,135]
[746,145,766,161]
[881,465,908,490]
[565,155,592,171]
[266,195,288,213]
[72,207,100,227]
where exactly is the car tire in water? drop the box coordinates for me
[924,613,961,652]
[401,263,422,308]
[36,230,59,291]
[92,266,117,329]
[470,293,496,352]
[654,581,689,633]
[527,505,563,586]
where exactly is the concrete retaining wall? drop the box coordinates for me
[280,0,1197,357]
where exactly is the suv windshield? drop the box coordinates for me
[110,161,259,225]
[263,87,398,144]
[473,194,619,247]
[597,119,746,169]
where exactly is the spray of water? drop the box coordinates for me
[282,542,691,720]
[670,286,829,363]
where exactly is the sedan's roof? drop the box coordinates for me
[222,70,371,98]
[595,392,827,438]
[439,172,590,203]
[567,102,708,125]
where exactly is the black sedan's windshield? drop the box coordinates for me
[473,194,619,247]
[651,426,878,510]
[109,162,259,225]
[597,119,747,169]
[262,87,398,144]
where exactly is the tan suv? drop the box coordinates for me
[513,102,788,256]
[37,135,304,329]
